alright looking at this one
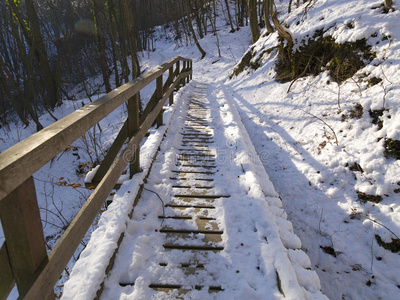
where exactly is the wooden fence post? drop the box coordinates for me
[186,61,190,84]
[156,76,163,127]
[190,61,193,81]
[182,61,187,87]
[0,243,15,299]
[0,177,53,299]
[169,66,174,106]
[128,94,140,177]
[176,61,180,91]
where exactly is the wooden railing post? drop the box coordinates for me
[128,93,140,177]
[0,177,53,299]
[156,76,163,127]
[182,61,187,87]
[168,66,174,106]
[176,61,180,91]
[0,243,15,299]
[189,61,193,80]
[187,61,189,83]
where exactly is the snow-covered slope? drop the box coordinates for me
[228,1,400,299]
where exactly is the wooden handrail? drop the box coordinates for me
[0,56,192,299]
[0,56,190,202]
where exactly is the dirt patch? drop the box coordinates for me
[320,245,337,257]
[357,191,383,203]
[349,162,364,173]
[375,235,400,253]
[369,109,385,130]
[384,138,400,159]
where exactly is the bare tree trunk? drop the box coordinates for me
[193,0,204,38]
[107,0,120,87]
[224,0,235,32]
[208,0,221,56]
[0,57,29,127]
[117,0,130,83]
[272,11,293,48]
[92,0,112,93]
[263,0,274,34]
[248,0,260,43]
[24,0,60,107]
[288,0,293,13]
[121,0,140,79]
[185,1,206,59]
[7,0,60,109]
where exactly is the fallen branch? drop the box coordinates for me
[298,108,339,145]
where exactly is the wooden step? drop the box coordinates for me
[161,218,220,232]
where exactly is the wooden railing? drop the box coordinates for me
[0,56,193,300]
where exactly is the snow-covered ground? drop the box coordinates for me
[1,0,400,299]
[227,1,400,299]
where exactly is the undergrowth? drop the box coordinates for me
[384,138,400,159]
[275,30,376,83]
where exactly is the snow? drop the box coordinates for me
[1,0,400,299]
[65,77,325,299]
[227,1,400,299]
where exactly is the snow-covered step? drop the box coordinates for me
[63,81,327,300]
[161,218,221,232]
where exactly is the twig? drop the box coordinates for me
[298,108,339,145]
[318,208,324,233]
[371,227,375,272]
[143,187,166,226]
[287,51,315,93]
[364,215,400,240]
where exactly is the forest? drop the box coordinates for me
[0,0,276,130]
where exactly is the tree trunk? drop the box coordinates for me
[92,0,112,93]
[117,0,130,83]
[248,0,260,43]
[186,1,206,59]
[107,0,120,87]
[224,0,235,32]
[0,58,29,127]
[272,11,293,49]
[24,0,60,107]
[121,0,140,79]
[7,0,60,109]
[263,0,274,34]
[193,0,204,38]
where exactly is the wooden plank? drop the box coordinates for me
[161,219,220,232]
[92,120,128,183]
[94,65,190,181]
[23,66,186,300]
[189,61,193,81]
[182,61,187,87]
[176,61,180,91]
[163,232,223,244]
[156,76,163,127]
[0,177,50,299]
[0,56,187,203]
[0,243,15,300]
[169,66,174,106]
[128,94,140,177]
[139,69,176,125]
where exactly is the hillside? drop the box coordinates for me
[228,0,400,299]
